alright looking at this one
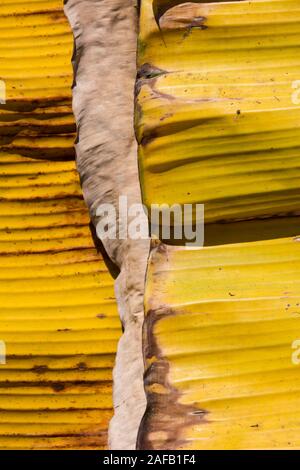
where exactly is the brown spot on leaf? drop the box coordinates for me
[51,382,66,392]
[137,306,208,450]
[32,365,49,374]
[96,313,106,319]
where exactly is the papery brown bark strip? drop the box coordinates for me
[64,0,150,450]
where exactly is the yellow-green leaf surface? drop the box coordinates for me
[136,0,300,224]
[0,0,120,450]
[140,238,300,449]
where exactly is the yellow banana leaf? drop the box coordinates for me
[137,0,300,451]
[140,237,300,449]
[0,0,120,450]
[136,0,300,224]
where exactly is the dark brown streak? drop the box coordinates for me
[137,306,208,450]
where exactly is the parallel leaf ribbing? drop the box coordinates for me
[0,0,120,450]
[140,238,300,449]
[136,0,300,225]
